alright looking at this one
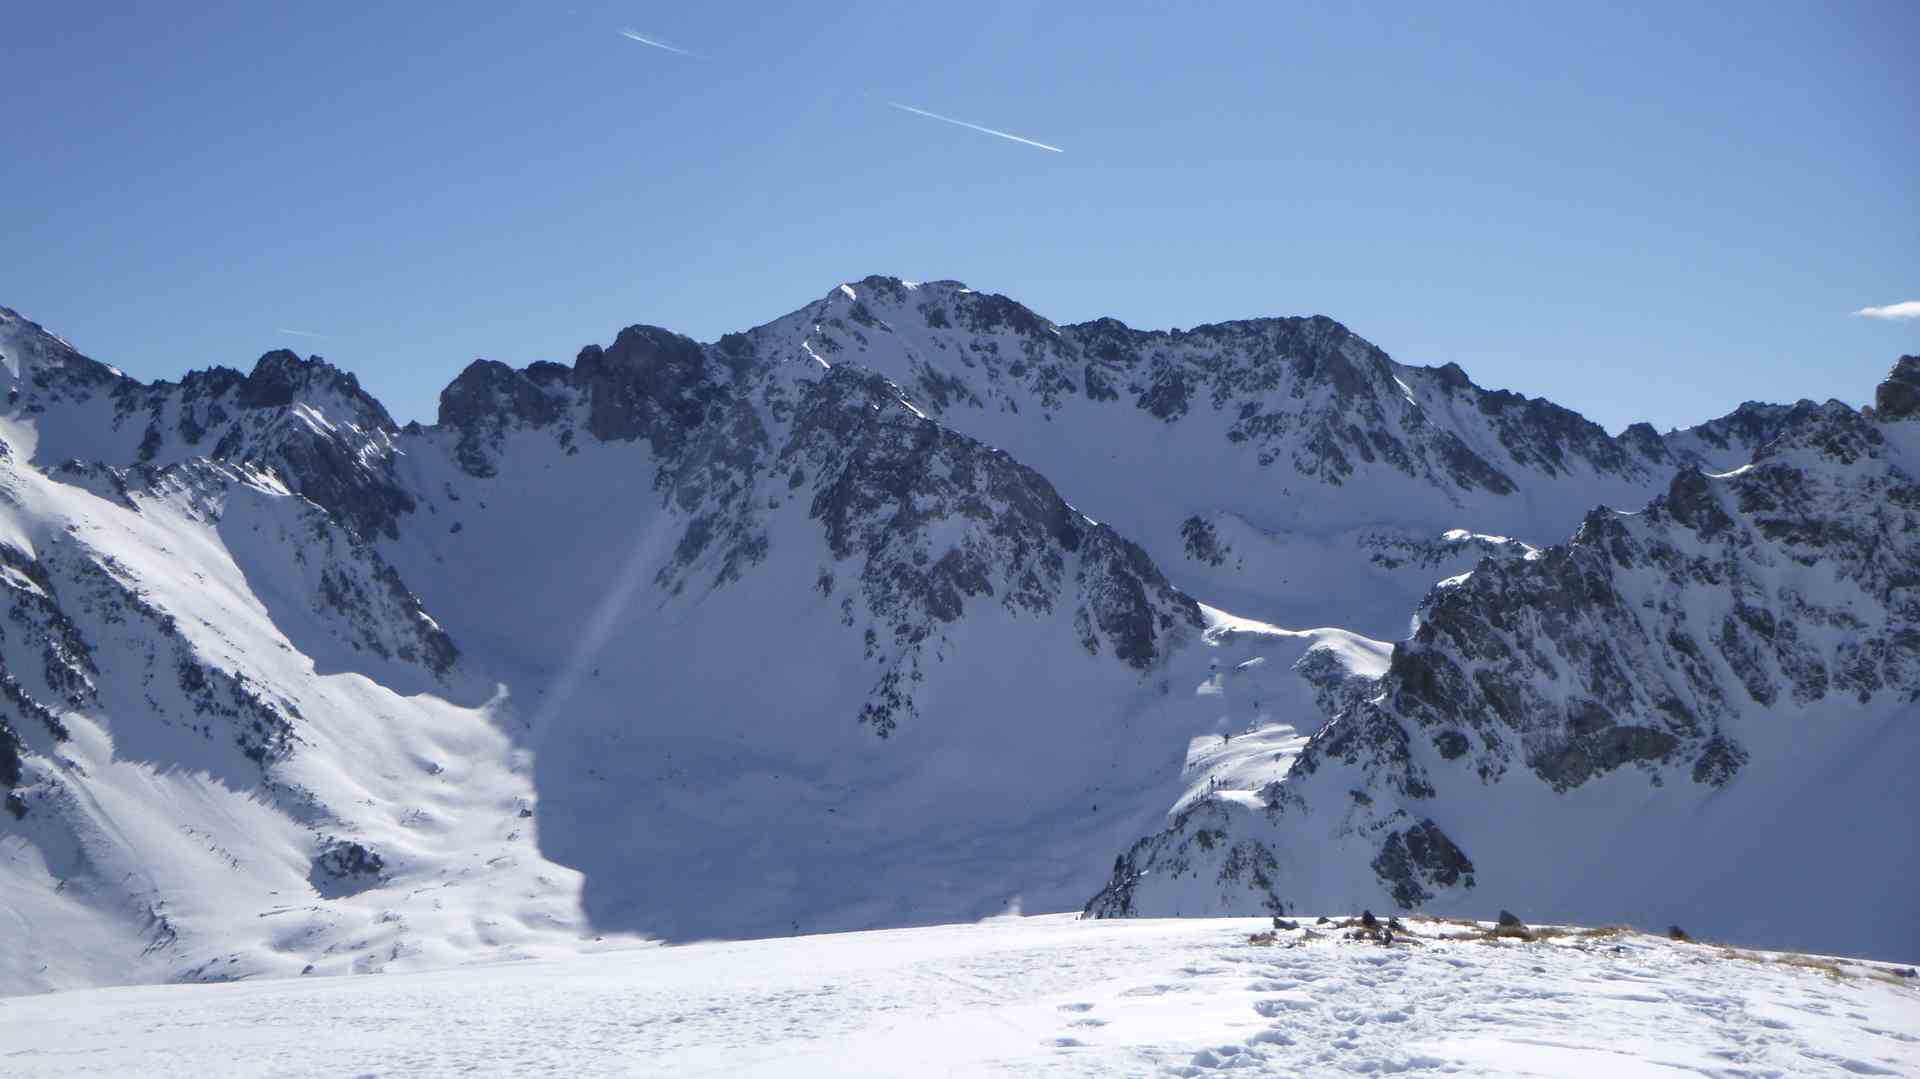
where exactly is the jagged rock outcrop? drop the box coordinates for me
[1641,399,1836,472]
[786,365,1199,703]
[0,309,414,539]
[575,325,725,449]
[309,838,385,897]
[713,278,1844,637]
[1876,355,1920,420]
[1087,365,1920,958]
[787,279,1650,501]
[414,318,1206,742]
[436,358,572,476]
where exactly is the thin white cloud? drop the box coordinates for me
[887,102,1063,153]
[618,28,695,56]
[1853,301,1920,320]
[276,328,324,338]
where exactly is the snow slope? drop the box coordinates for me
[0,311,623,994]
[2,914,1914,1077]
[0,435,622,994]
[375,343,1388,942]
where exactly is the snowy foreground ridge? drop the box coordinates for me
[3,915,1915,1077]
[0,288,1917,1000]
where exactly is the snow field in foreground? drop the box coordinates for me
[2,914,1914,1077]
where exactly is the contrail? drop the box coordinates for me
[276,328,323,338]
[887,102,1063,153]
[618,28,695,56]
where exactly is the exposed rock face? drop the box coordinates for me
[1653,399,1838,471]
[1371,819,1476,908]
[787,366,1199,708]
[576,325,724,449]
[234,350,393,423]
[1359,529,1536,573]
[722,277,1813,637]
[422,299,1213,737]
[417,320,1206,740]
[1309,401,1915,796]
[809,282,1616,498]
[0,540,90,802]
[309,839,385,897]
[1083,798,1287,919]
[1087,392,1920,938]
[437,358,572,477]
[1877,355,1920,420]
[0,304,126,395]
[892,276,1662,496]
[0,310,416,540]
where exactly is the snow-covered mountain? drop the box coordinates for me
[0,309,595,994]
[0,295,1909,995]
[739,277,1846,637]
[1089,358,1920,960]
[0,300,1373,991]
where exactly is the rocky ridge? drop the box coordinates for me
[1085,360,1919,959]
[699,277,1856,635]
[0,287,1909,988]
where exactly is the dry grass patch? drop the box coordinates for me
[1709,945,1911,985]
[1770,953,1848,981]
[1467,922,1635,946]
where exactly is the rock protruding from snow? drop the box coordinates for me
[576,325,728,450]
[1875,355,1920,420]
[0,313,417,540]
[788,365,1202,700]
[436,358,574,476]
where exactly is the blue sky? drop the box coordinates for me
[5,1,1915,433]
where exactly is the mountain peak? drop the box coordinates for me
[1875,355,1920,420]
[237,348,395,431]
[0,303,126,387]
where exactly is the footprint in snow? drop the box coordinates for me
[1185,1046,1255,1070]
[1248,1028,1295,1047]
[1863,1027,1920,1043]
[1253,996,1318,1017]
[1797,1049,1901,1076]
[1056,1002,1095,1012]
[1120,983,1188,997]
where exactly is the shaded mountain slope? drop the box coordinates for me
[1088,362,1920,960]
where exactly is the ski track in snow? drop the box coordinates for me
[2,915,1914,1077]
